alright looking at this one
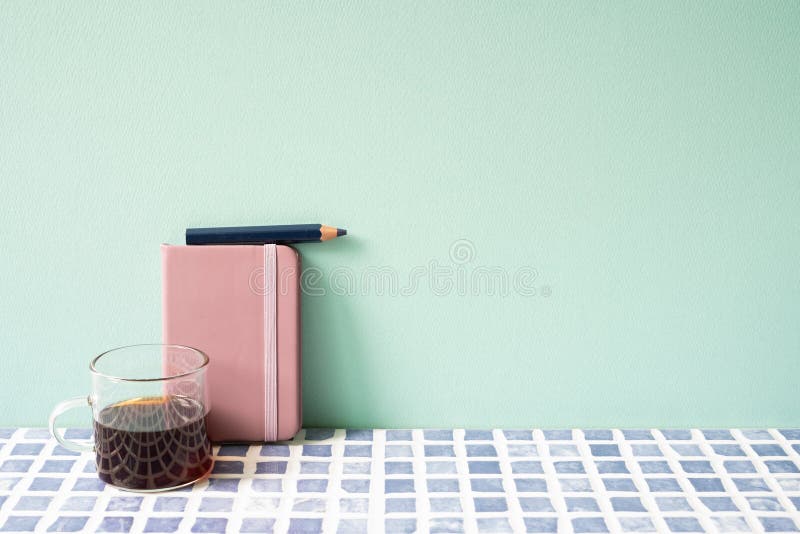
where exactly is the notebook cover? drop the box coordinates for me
[161,244,301,442]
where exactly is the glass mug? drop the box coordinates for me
[48,344,214,492]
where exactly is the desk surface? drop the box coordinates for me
[1,428,800,533]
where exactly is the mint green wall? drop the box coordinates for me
[1,2,798,428]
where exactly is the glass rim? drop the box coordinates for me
[89,343,209,383]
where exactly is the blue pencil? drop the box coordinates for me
[186,224,347,245]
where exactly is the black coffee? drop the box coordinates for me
[94,395,213,491]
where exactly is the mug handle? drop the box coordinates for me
[48,396,95,453]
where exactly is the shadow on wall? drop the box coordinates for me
[297,237,377,427]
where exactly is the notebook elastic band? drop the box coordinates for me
[264,244,278,442]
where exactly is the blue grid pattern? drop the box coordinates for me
[1,428,800,532]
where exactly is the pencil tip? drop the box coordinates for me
[337,228,347,237]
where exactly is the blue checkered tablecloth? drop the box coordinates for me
[1,428,800,533]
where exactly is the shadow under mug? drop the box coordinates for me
[48,344,214,492]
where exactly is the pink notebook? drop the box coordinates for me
[162,244,302,442]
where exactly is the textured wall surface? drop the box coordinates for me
[1,2,798,427]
